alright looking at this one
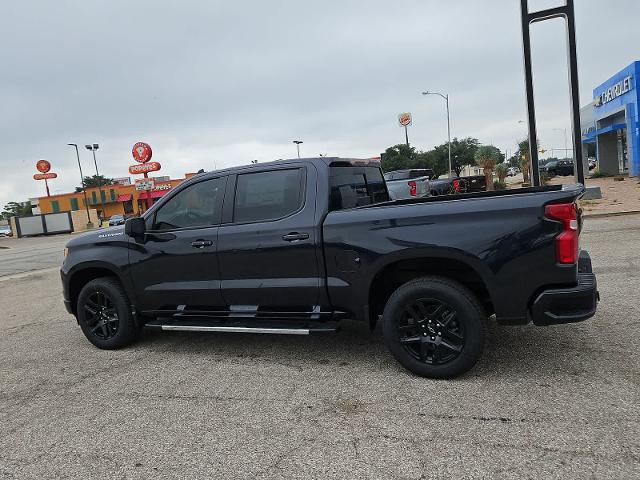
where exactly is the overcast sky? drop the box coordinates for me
[1,0,638,207]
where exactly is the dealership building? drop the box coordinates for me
[581,61,639,177]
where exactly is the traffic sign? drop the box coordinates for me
[132,142,153,163]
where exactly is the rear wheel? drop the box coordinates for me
[382,276,486,378]
[76,277,139,349]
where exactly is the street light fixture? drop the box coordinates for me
[67,144,93,229]
[85,143,106,224]
[422,91,452,178]
[293,140,303,158]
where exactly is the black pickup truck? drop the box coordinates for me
[61,158,598,378]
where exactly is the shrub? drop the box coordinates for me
[493,180,507,190]
[590,170,611,178]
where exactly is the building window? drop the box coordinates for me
[110,189,116,201]
[52,201,60,213]
[100,190,106,202]
[92,191,97,204]
[70,198,79,211]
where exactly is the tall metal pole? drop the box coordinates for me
[68,144,92,226]
[445,94,452,178]
[89,147,106,223]
[293,140,303,158]
[404,125,409,147]
[421,91,453,177]
[520,0,584,184]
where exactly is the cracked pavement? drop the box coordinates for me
[1,216,639,479]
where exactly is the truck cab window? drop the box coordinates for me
[329,166,389,211]
[233,168,304,223]
[153,177,224,230]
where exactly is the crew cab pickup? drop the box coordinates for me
[61,158,598,378]
[383,169,431,199]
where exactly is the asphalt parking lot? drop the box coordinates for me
[1,216,639,479]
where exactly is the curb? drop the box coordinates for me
[583,210,640,219]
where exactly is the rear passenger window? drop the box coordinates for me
[234,169,304,223]
[329,166,389,211]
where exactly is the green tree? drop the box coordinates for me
[76,175,114,192]
[2,201,32,219]
[380,144,416,172]
[474,145,503,191]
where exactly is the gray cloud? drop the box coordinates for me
[1,0,638,206]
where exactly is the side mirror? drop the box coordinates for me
[125,217,146,237]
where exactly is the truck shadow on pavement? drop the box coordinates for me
[133,318,596,380]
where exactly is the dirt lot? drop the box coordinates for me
[1,216,639,479]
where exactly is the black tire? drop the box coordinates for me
[382,276,486,379]
[76,277,139,349]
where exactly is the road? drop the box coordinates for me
[0,216,639,479]
[0,233,71,277]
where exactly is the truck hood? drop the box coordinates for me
[66,226,127,248]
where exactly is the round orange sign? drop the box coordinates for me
[36,159,51,173]
[398,112,412,127]
[132,142,153,163]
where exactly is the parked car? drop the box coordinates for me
[62,157,598,379]
[108,215,126,226]
[0,225,11,237]
[588,158,597,170]
[507,167,518,177]
[383,169,431,200]
[544,160,574,176]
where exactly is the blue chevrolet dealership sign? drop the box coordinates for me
[590,61,639,177]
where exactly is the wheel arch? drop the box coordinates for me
[367,254,494,329]
[67,262,129,316]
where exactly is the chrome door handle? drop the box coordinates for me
[191,240,213,248]
[282,232,309,242]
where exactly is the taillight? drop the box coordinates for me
[408,181,417,196]
[453,179,460,192]
[545,203,579,264]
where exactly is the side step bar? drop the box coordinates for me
[145,318,339,335]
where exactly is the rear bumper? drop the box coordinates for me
[530,252,599,326]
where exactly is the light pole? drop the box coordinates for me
[293,140,303,158]
[85,144,106,225]
[422,91,452,177]
[68,144,93,229]
[553,128,569,158]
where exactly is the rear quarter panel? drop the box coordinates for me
[322,190,580,323]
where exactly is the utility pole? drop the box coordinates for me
[85,144,106,225]
[68,144,93,228]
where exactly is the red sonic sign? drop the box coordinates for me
[132,142,153,163]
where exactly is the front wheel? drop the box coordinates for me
[382,276,486,379]
[76,277,140,349]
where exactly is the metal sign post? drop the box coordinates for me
[398,113,412,147]
[520,0,585,186]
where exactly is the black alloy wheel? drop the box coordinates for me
[83,290,120,340]
[397,298,464,365]
[383,277,486,379]
[76,277,140,349]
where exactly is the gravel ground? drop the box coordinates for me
[0,215,639,479]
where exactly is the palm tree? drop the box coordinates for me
[495,163,508,183]
[518,139,531,184]
[474,145,502,191]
